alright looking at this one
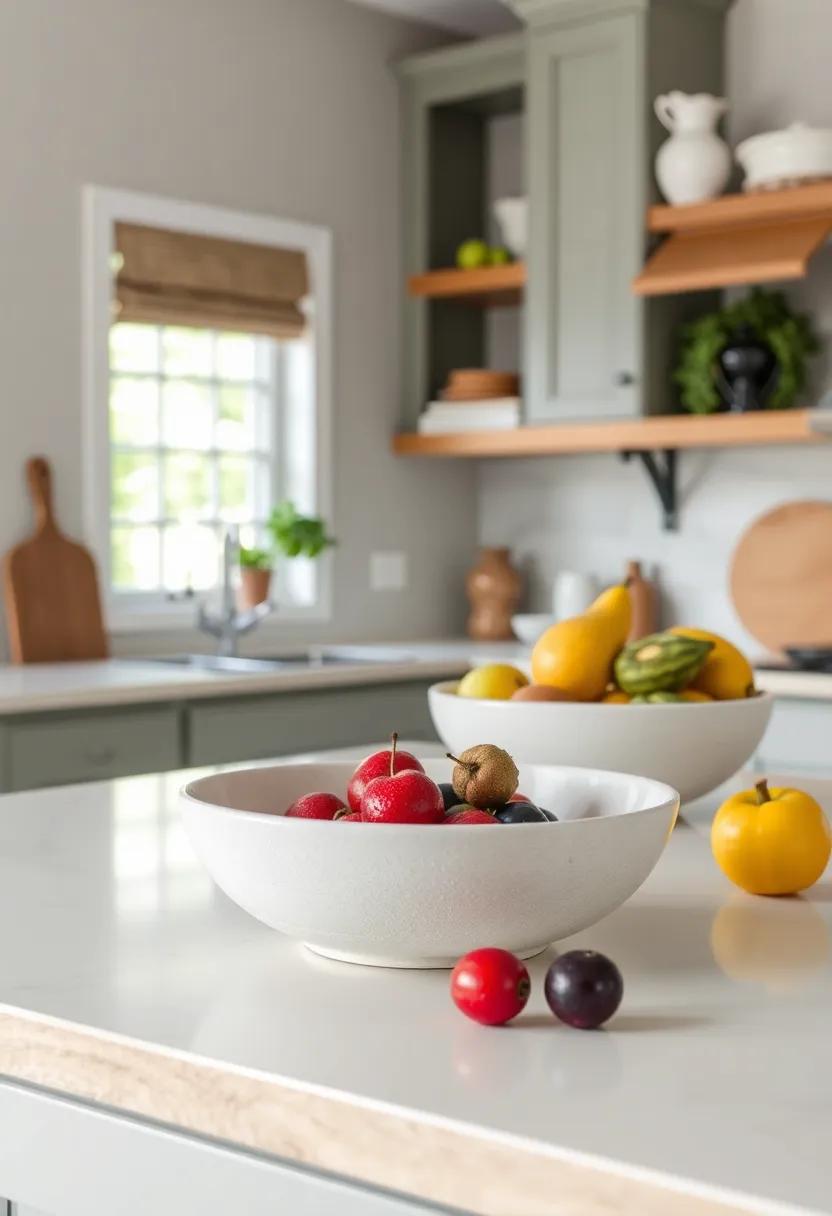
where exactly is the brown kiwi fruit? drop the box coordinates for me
[447,744,520,808]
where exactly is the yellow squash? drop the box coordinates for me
[712,780,831,896]
[670,627,755,700]
[532,585,631,702]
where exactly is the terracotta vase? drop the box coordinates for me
[238,567,272,611]
[466,547,522,641]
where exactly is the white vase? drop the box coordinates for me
[552,572,597,622]
[654,92,732,205]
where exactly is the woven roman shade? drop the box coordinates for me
[113,222,309,339]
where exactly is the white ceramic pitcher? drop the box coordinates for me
[654,92,731,205]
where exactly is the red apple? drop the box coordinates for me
[347,735,424,812]
[285,792,347,820]
[442,807,498,825]
[361,769,445,824]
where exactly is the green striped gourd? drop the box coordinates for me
[614,633,714,696]
[631,692,684,704]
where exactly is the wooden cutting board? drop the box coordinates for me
[730,499,832,653]
[4,457,108,664]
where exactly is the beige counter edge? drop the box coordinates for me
[0,1007,776,1216]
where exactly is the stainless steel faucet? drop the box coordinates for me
[197,527,271,657]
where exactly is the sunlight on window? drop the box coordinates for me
[109,323,279,596]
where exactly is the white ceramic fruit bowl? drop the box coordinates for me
[429,684,773,805]
[181,760,678,969]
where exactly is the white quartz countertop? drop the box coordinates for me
[0,645,478,714]
[0,744,829,1215]
[0,640,829,714]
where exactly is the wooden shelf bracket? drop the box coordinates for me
[622,449,678,532]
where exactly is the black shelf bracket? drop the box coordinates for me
[621,449,678,532]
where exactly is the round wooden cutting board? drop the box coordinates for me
[730,500,832,653]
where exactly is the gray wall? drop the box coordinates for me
[477,0,832,655]
[0,0,478,654]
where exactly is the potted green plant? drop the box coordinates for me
[238,546,274,611]
[675,288,819,414]
[238,502,335,610]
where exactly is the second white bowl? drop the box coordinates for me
[429,684,774,804]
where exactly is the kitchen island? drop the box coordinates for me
[0,745,829,1215]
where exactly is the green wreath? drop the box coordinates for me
[674,288,819,414]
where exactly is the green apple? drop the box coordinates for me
[489,246,511,266]
[456,239,490,270]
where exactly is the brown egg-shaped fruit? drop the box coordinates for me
[511,684,573,702]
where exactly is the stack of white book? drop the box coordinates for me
[416,397,521,434]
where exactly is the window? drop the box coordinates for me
[83,186,333,629]
[109,322,280,596]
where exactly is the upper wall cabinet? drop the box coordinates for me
[398,0,732,431]
[526,10,643,421]
[520,0,732,423]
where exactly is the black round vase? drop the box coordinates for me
[716,325,778,413]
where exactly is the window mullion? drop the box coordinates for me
[211,331,221,543]
[155,326,164,590]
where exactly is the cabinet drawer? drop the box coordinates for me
[8,706,182,791]
[189,682,437,767]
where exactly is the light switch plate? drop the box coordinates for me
[370,551,408,592]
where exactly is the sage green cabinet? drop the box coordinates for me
[522,0,730,422]
[6,705,183,792]
[188,681,439,767]
[398,0,731,428]
[0,680,441,793]
[526,10,644,421]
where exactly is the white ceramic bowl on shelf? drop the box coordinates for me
[428,684,774,804]
[181,760,678,969]
[511,613,553,645]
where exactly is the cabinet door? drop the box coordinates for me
[526,12,644,421]
[7,706,182,791]
[188,682,438,767]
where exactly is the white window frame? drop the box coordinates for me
[82,185,333,632]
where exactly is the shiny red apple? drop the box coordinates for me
[359,734,443,824]
[285,792,347,820]
[347,735,424,812]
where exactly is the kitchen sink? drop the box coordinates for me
[145,647,416,674]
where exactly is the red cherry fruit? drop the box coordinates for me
[347,736,425,812]
[442,807,498,825]
[360,734,444,825]
[451,948,531,1026]
[285,792,347,820]
[338,811,362,822]
[508,793,533,805]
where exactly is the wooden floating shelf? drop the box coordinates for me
[393,409,830,459]
[634,182,832,297]
[408,262,525,306]
[647,180,832,233]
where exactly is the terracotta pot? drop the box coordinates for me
[466,547,522,641]
[238,567,272,610]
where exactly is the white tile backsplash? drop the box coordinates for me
[477,444,832,653]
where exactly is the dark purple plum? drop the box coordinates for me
[544,951,623,1029]
[438,782,462,813]
[540,808,559,822]
[495,802,549,824]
